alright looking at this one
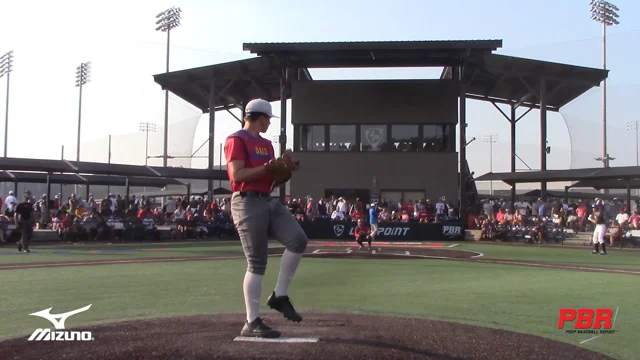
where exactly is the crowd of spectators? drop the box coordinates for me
[0,190,236,242]
[284,195,460,225]
[468,196,640,246]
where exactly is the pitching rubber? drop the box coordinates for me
[233,336,320,343]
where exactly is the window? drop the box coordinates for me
[360,125,387,152]
[298,125,325,151]
[391,125,420,152]
[329,125,356,152]
[422,125,446,151]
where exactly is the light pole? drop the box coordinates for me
[590,0,620,168]
[139,122,157,166]
[626,120,639,166]
[155,6,182,168]
[0,50,14,157]
[483,134,499,196]
[75,61,91,162]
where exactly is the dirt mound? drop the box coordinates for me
[0,313,613,360]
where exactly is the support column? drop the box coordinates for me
[539,78,547,200]
[208,79,216,200]
[510,104,517,204]
[279,66,289,204]
[626,180,631,213]
[46,173,51,208]
[457,66,467,218]
[125,177,130,208]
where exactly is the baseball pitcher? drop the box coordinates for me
[224,99,308,339]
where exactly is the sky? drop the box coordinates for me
[0,0,639,191]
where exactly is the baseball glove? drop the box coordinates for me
[265,150,300,187]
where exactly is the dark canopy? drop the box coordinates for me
[0,157,228,181]
[475,166,640,186]
[154,39,605,114]
[571,179,640,190]
[0,171,185,187]
[441,53,608,111]
[242,40,503,68]
[153,57,313,112]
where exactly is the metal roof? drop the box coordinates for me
[572,179,640,190]
[153,57,312,112]
[0,157,228,181]
[442,53,608,111]
[0,171,185,187]
[153,39,605,113]
[242,40,503,69]
[475,166,640,186]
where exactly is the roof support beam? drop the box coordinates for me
[465,94,559,112]
[146,166,162,177]
[226,108,243,124]
[490,101,510,123]
[239,65,272,99]
[516,107,533,123]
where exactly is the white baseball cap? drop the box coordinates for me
[245,99,279,118]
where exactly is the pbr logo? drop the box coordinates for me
[441,226,462,237]
[364,127,385,150]
[558,308,618,335]
[28,304,94,341]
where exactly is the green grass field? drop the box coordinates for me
[0,241,638,359]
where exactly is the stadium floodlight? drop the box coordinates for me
[155,6,182,168]
[139,122,157,166]
[590,0,620,168]
[75,61,92,162]
[482,135,499,196]
[0,50,14,157]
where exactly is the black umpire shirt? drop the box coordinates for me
[15,202,34,223]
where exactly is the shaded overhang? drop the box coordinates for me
[441,53,608,111]
[153,57,312,112]
[572,179,640,190]
[0,171,185,187]
[475,166,640,187]
[0,157,228,181]
[242,40,503,68]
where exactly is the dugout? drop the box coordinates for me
[154,39,607,215]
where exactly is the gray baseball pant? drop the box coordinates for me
[231,192,308,275]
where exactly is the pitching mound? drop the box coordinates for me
[0,313,612,360]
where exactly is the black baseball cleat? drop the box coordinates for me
[240,317,281,338]
[17,243,22,252]
[267,291,302,322]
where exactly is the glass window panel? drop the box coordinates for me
[360,125,387,152]
[422,125,445,151]
[391,125,420,152]
[299,125,325,151]
[329,125,356,152]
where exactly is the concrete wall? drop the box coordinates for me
[289,152,458,202]
[291,80,458,125]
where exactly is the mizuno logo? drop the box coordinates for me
[27,304,94,341]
